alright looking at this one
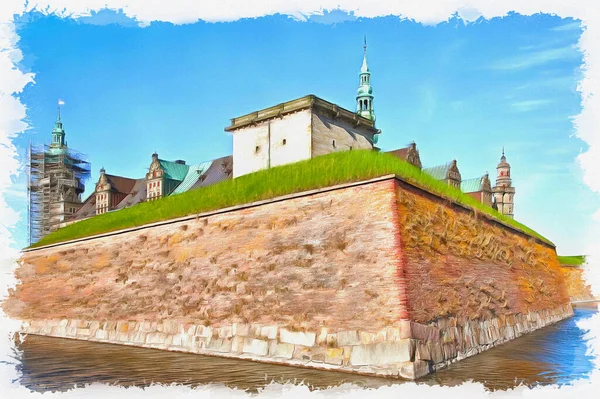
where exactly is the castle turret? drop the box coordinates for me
[356,36,375,123]
[492,148,516,218]
[49,102,67,155]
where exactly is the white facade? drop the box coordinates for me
[232,109,313,178]
[229,96,378,179]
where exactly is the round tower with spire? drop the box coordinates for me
[356,36,375,123]
[492,148,516,218]
[49,102,67,155]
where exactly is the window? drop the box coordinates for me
[255,145,260,154]
[282,139,287,145]
[332,140,336,148]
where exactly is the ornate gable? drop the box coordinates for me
[146,153,164,180]
[95,168,111,192]
[405,143,422,169]
[481,174,492,192]
[447,160,461,182]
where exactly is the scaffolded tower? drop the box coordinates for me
[28,111,90,244]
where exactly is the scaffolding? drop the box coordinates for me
[28,143,91,245]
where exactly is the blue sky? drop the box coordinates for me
[7,10,594,254]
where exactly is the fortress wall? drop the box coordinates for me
[559,266,595,301]
[5,176,573,379]
[394,180,572,371]
[396,181,570,323]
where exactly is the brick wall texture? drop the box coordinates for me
[4,177,573,379]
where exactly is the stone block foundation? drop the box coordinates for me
[21,303,572,380]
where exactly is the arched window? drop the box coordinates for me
[332,140,336,148]
[282,139,287,145]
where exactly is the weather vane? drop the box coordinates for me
[57,99,65,120]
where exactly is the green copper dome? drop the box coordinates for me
[357,85,373,96]
[50,104,67,152]
[355,36,375,123]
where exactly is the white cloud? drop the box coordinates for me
[490,44,581,70]
[551,20,583,31]
[513,75,577,91]
[511,99,554,112]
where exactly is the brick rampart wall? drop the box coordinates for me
[5,177,573,379]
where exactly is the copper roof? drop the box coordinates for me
[190,155,233,190]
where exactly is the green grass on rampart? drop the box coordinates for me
[557,255,587,266]
[31,150,550,248]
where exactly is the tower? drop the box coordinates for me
[27,101,90,244]
[49,103,66,152]
[492,148,516,218]
[356,36,375,123]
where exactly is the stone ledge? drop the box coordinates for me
[20,303,572,381]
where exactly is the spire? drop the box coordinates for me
[50,99,67,151]
[356,36,375,123]
[361,35,369,73]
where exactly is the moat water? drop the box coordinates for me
[7,305,599,393]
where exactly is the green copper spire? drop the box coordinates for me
[356,36,375,123]
[49,100,67,154]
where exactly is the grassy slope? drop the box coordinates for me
[32,150,550,248]
[557,255,587,266]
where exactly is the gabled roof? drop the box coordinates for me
[423,160,460,181]
[386,142,422,169]
[70,194,96,221]
[387,147,410,160]
[461,177,485,193]
[190,155,233,190]
[114,178,147,210]
[158,159,189,181]
[171,161,213,195]
[423,163,451,180]
[104,174,137,194]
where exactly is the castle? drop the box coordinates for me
[30,40,516,242]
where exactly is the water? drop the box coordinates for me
[8,305,598,393]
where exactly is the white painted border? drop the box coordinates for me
[1,1,599,398]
